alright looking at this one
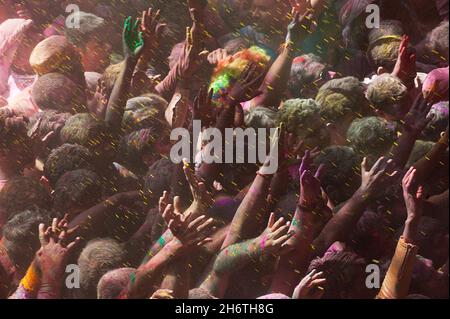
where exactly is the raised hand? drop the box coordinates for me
[257,213,293,255]
[359,157,399,199]
[123,16,145,60]
[298,150,325,208]
[228,62,265,104]
[402,93,433,136]
[140,8,165,60]
[402,167,424,222]
[207,48,230,65]
[392,35,416,86]
[93,79,109,115]
[158,190,170,218]
[36,217,81,290]
[286,7,315,46]
[177,25,208,80]
[163,199,215,248]
[292,269,326,299]
[193,86,215,128]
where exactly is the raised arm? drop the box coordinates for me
[249,10,315,109]
[36,218,81,299]
[159,256,191,299]
[155,2,207,99]
[270,151,330,295]
[123,201,214,299]
[412,126,449,184]
[220,125,281,248]
[200,213,292,298]
[388,93,433,169]
[105,17,144,128]
[377,167,423,299]
[131,8,165,96]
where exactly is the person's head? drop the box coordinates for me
[77,238,127,299]
[53,169,103,218]
[421,101,449,142]
[366,74,411,121]
[288,54,334,99]
[60,113,116,164]
[427,20,449,63]
[308,250,371,299]
[209,46,272,106]
[32,73,87,114]
[2,208,52,271]
[422,67,449,104]
[250,0,291,34]
[118,128,165,174]
[338,0,375,50]
[223,38,249,56]
[403,253,449,299]
[244,106,279,130]
[398,217,449,268]
[349,208,395,260]
[0,176,51,222]
[122,95,168,134]
[316,77,368,145]
[0,109,34,172]
[44,143,96,187]
[97,267,135,299]
[406,140,435,168]
[367,20,404,74]
[313,146,360,205]
[278,98,329,150]
[28,110,72,157]
[347,116,398,162]
[29,35,85,87]
[65,11,112,73]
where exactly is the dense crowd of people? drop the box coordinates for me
[0,0,448,299]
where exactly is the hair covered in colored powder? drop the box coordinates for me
[208,46,272,106]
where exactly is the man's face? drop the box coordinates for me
[251,0,289,33]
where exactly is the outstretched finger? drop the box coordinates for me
[38,223,47,246]
[267,212,276,228]
[270,217,285,232]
